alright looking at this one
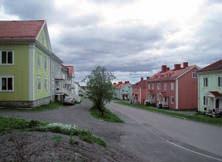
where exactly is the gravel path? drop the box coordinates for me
[0,100,222,162]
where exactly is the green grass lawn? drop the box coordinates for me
[115,100,222,126]
[0,116,106,147]
[1,102,62,112]
[29,102,62,111]
[90,107,123,123]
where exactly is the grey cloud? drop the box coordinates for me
[88,0,134,4]
[2,0,55,20]
[207,0,222,4]
[1,0,222,83]
[56,24,165,72]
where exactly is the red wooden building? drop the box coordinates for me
[147,62,199,110]
[132,77,149,104]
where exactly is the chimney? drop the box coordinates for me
[161,65,167,72]
[183,62,188,68]
[174,64,181,70]
[141,77,143,81]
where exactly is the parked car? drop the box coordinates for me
[63,95,75,105]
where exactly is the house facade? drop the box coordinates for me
[0,20,72,107]
[113,81,132,100]
[147,62,199,110]
[132,77,149,104]
[197,60,222,115]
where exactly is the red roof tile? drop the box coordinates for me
[148,65,196,82]
[198,60,222,73]
[0,20,45,41]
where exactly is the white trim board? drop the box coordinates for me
[28,44,35,100]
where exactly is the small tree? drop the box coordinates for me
[86,66,115,116]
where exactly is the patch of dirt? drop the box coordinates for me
[0,131,137,162]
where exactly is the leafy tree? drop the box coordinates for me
[86,66,115,116]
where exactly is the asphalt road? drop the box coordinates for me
[107,102,222,162]
[0,100,222,162]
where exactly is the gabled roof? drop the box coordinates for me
[148,65,196,82]
[0,20,45,41]
[208,91,222,97]
[198,60,222,73]
[113,82,131,89]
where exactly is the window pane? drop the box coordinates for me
[7,51,13,64]
[2,78,7,90]
[2,51,7,64]
[8,78,13,90]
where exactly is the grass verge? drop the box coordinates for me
[25,102,62,112]
[90,107,123,123]
[0,102,62,112]
[115,100,222,126]
[0,116,106,147]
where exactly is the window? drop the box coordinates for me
[37,55,41,68]
[218,77,222,87]
[157,83,161,90]
[171,82,174,91]
[0,50,13,64]
[44,57,47,70]
[203,78,208,87]
[164,83,167,90]
[203,96,207,105]
[37,78,41,90]
[192,72,197,78]
[44,79,48,90]
[171,96,175,104]
[148,83,150,89]
[0,76,14,91]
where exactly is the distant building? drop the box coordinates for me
[132,77,149,104]
[147,62,199,110]
[197,60,222,115]
[113,81,132,100]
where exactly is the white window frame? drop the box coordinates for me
[44,78,48,90]
[37,55,41,69]
[171,82,174,91]
[164,83,167,91]
[44,57,47,70]
[203,96,207,105]
[170,96,175,104]
[203,78,208,87]
[37,77,41,90]
[0,50,14,65]
[0,75,14,92]
[157,83,160,90]
[192,72,197,78]
[218,76,222,87]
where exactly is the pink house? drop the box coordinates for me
[147,62,199,110]
[132,77,149,104]
[63,65,74,78]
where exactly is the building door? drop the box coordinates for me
[216,99,219,109]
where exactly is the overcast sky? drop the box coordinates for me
[0,0,222,84]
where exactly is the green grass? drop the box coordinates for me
[0,116,106,147]
[1,102,62,112]
[115,100,222,126]
[26,102,62,112]
[0,116,46,133]
[90,107,123,123]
